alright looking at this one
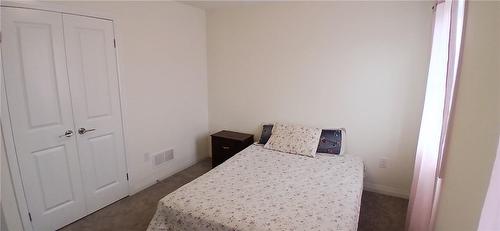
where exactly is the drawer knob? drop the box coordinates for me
[222,146,230,150]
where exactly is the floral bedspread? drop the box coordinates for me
[148,144,364,231]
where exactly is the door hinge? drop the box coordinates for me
[28,212,32,222]
[113,39,116,48]
[0,31,2,43]
[126,173,129,181]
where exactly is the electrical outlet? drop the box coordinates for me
[379,158,388,168]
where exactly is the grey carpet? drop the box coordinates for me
[60,159,408,231]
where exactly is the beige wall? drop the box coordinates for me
[434,2,500,230]
[207,1,433,197]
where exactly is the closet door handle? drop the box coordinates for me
[78,128,96,135]
[59,130,74,138]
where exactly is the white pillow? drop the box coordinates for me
[264,123,322,157]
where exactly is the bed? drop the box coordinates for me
[148,144,364,231]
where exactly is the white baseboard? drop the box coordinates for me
[364,182,410,199]
[129,175,156,195]
[128,157,203,195]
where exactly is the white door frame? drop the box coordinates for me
[0,2,131,230]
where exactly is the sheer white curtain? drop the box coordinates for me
[406,1,465,230]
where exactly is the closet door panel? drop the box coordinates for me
[74,27,113,118]
[63,14,129,213]
[1,7,86,230]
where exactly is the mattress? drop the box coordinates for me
[148,144,364,231]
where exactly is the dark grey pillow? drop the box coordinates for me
[258,124,274,144]
[317,129,343,154]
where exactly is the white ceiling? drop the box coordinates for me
[181,1,270,10]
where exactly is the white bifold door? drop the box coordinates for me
[2,7,128,231]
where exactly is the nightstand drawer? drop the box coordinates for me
[212,137,237,154]
[211,130,254,168]
[211,137,237,165]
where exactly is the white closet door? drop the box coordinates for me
[63,14,129,213]
[1,7,86,230]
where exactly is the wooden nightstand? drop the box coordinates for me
[211,130,254,168]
